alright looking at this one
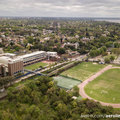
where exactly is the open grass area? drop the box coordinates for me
[85,68,120,104]
[61,62,106,81]
[24,62,48,70]
[53,76,81,90]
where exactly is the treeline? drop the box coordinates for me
[104,55,115,63]
[0,76,117,120]
[112,48,120,56]
[89,46,107,57]
[48,61,81,76]
[0,76,15,89]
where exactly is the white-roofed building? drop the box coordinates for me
[47,52,60,60]
[47,52,57,57]
[20,51,47,66]
[0,50,59,76]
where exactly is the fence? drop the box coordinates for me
[60,75,82,82]
[48,61,82,77]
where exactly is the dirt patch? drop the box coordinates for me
[93,63,97,65]
[42,60,55,64]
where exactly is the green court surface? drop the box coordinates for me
[24,62,48,70]
[53,76,81,90]
[85,68,120,103]
[61,62,106,81]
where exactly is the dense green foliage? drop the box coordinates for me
[89,46,107,57]
[0,76,116,120]
[104,55,115,63]
[112,48,120,56]
[0,18,120,56]
[0,76,15,89]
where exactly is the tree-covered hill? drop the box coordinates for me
[0,76,118,120]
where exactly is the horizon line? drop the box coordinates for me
[0,16,120,19]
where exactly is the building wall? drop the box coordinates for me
[24,57,46,66]
[0,51,59,76]
[0,65,2,75]
[0,65,7,76]
[23,52,47,66]
[8,61,23,76]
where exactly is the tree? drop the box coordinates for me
[110,55,115,61]
[102,46,107,52]
[0,76,15,88]
[104,57,111,63]
[89,50,97,57]
[72,86,79,97]
[0,76,115,119]
[112,48,120,56]
[114,42,120,48]
[27,36,34,44]
[58,48,66,54]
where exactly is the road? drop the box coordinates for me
[78,65,120,108]
[19,54,87,82]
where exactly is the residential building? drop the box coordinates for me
[63,42,79,49]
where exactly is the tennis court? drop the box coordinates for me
[53,75,81,90]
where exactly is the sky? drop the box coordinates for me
[0,0,120,17]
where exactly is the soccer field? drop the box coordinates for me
[85,68,120,103]
[24,62,48,70]
[53,76,81,90]
[61,62,106,81]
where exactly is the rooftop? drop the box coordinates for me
[19,51,46,59]
[0,56,22,65]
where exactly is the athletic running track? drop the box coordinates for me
[78,65,120,108]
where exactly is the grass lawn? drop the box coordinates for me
[24,62,48,70]
[61,62,106,81]
[85,68,120,104]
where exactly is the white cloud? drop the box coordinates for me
[0,0,119,17]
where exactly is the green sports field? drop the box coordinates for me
[85,68,120,103]
[24,62,48,70]
[53,76,81,90]
[61,62,106,81]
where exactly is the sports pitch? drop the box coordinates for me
[24,62,48,70]
[53,76,81,90]
[85,68,120,103]
[61,62,106,81]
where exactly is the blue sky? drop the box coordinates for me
[0,0,120,17]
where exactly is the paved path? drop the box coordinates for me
[78,65,120,108]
